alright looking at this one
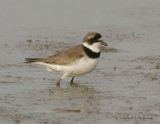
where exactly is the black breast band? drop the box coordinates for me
[82,45,100,59]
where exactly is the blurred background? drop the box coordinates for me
[0,0,159,31]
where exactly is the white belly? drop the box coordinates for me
[35,57,99,76]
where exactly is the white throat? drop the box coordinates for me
[82,42,100,53]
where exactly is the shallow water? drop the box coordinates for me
[0,0,160,124]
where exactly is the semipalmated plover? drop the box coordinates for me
[25,32,107,86]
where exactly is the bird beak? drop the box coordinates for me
[100,41,108,46]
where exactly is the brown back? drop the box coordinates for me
[40,44,87,65]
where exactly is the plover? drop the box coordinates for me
[25,32,107,86]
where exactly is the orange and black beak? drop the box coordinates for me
[100,41,108,46]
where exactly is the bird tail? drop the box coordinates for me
[25,58,43,63]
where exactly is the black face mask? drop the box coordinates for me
[88,33,102,44]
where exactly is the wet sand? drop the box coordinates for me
[0,0,160,124]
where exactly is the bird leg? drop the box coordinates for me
[56,78,62,86]
[70,77,75,85]
[56,74,67,86]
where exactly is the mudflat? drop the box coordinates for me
[0,0,160,124]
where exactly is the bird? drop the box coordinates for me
[25,32,108,86]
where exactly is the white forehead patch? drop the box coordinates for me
[88,36,94,39]
[98,37,103,41]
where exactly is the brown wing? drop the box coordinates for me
[26,44,87,65]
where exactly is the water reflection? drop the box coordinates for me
[46,84,101,114]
